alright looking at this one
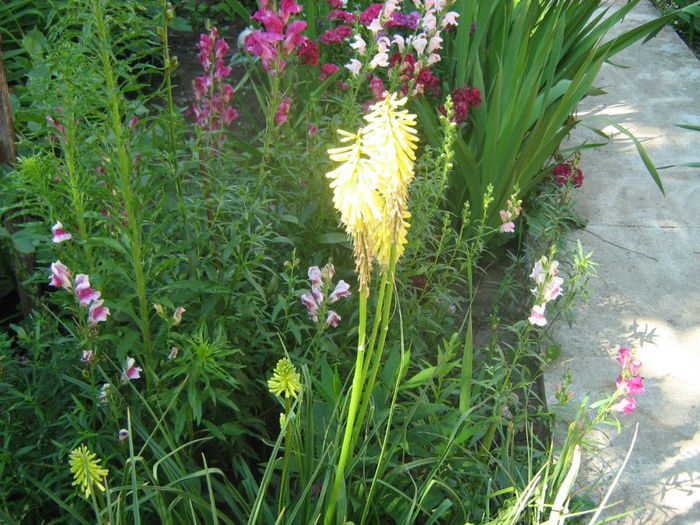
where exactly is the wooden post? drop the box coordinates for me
[0,36,35,317]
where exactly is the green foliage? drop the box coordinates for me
[417,0,683,233]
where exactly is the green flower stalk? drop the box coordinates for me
[69,443,108,499]
[268,357,302,399]
[268,357,301,513]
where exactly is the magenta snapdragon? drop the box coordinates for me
[191,27,238,141]
[611,347,645,414]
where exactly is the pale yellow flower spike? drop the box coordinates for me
[267,357,302,399]
[326,93,419,286]
[362,93,418,268]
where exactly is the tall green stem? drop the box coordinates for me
[279,396,292,513]
[93,0,153,389]
[353,242,398,449]
[324,287,368,525]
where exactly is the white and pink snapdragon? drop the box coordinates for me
[527,255,563,327]
[300,263,351,327]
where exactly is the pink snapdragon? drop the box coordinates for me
[88,299,110,326]
[51,221,72,243]
[612,346,645,414]
[191,27,238,141]
[74,274,101,307]
[499,196,522,233]
[528,255,563,327]
[122,356,142,382]
[49,260,72,291]
[245,0,310,73]
[275,96,293,124]
[326,310,341,327]
[173,306,186,325]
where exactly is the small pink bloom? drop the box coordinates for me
[611,395,637,414]
[122,356,142,382]
[448,304,457,313]
[529,259,546,285]
[329,280,351,303]
[88,299,110,326]
[412,35,428,55]
[308,124,318,137]
[528,304,547,327]
[617,374,645,395]
[542,276,564,302]
[168,346,179,360]
[128,115,139,128]
[326,310,341,327]
[173,306,186,325]
[49,260,72,291]
[74,274,101,308]
[368,17,383,34]
[422,12,437,33]
[51,221,72,243]
[308,266,322,287]
[301,292,319,322]
[617,347,643,373]
[427,34,442,53]
[118,429,129,442]
[442,11,459,28]
[321,263,335,281]
[500,221,515,233]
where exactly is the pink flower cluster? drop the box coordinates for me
[301,263,351,327]
[499,196,522,233]
[245,0,309,72]
[611,347,645,413]
[275,96,293,124]
[49,260,110,326]
[191,27,238,135]
[528,256,563,327]
[439,84,482,124]
[552,160,583,188]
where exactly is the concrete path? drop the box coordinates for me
[544,1,700,524]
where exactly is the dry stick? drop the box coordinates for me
[0,36,35,316]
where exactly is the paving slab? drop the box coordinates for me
[544,1,700,524]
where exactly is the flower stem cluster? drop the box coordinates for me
[244,0,310,73]
[498,194,522,233]
[300,263,351,327]
[611,347,645,413]
[326,92,418,291]
[528,254,563,327]
[49,260,110,327]
[191,27,238,144]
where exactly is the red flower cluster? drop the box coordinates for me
[328,9,356,24]
[359,3,383,27]
[388,52,440,97]
[320,63,340,80]
[319,24,353,45]
[296,39,319,65]
[439,85,482,123]
[552,161,583,188]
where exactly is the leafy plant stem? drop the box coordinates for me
[93,0,153,388]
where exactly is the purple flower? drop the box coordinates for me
[81,350,94,363]
[118,429,129,442]
[51,221,72,243]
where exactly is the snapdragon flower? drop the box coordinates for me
[51,221,72,243]
[528,255,563,326]
[75,274,101,308]
[49,260,72,291]
[88,299,110,326]
[122,356,142,382]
